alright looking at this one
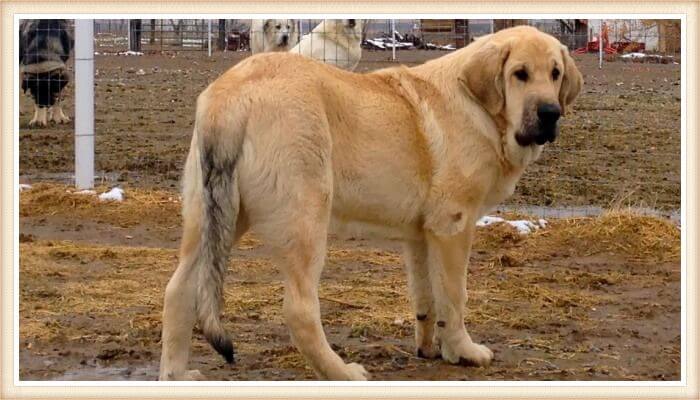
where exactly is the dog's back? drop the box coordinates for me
[20,19,73,68]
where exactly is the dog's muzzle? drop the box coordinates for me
[515,103,562,147]
[535,103,561,144]
[281,34,289,45]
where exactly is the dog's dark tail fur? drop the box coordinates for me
[185,101,246,364]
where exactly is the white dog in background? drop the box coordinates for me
[250,19,299,54]
[290,19,363,71]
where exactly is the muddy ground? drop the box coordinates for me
[18,184,680,381]
[17,48,681,381]
[19,50,681,211]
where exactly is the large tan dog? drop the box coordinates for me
[159,26,583,381]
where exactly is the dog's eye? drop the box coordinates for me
[552,68,560,81]
[514,69,529,82]
[276,24,281,29]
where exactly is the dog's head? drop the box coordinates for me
[458,26,583,147]
[322,19,363,40]
[263,19,298,48]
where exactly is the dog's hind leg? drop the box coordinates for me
[270,196,369,380]
[159,143,209,381]
[243,123,369,380]
[403,238,440,359]
[159,133,246,380]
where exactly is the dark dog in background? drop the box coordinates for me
[19,19,74,127]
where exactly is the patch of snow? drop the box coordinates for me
[621,52,647,59]
[117,50,144,56]
[506,220,540,234]
[98,187,124,202]
[476,216,505,227]
[19,184,32,192]
[75,189,96,195]
[476,215,548,235]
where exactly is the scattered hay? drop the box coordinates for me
[476,210,680,263]
[19,198,680,380]
[20,183,181,230]
[531,211,680,262]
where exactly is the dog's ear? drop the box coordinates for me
[458,40,511,116]
[558,45,583,115]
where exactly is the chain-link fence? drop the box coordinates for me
[19,19,681,222]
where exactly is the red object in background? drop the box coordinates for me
[573,21,617,55]
[611,41,646,53]
[573,40,617,55]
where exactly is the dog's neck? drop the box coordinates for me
[409,55,542,174]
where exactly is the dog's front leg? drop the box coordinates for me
[426,224,494,367]
[28,105,48,128]
[49,98,71,124]
[403,238,440,359]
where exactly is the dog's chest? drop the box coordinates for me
[483,170,521,211]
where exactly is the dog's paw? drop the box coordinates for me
[416,345,441,359]
[27,119,47,128]
[442,341,493,367]
[159,369,207,381]
[50,113,71,124]
[343,362,370,380]
[183,369,207,380]
[326,362,370,380]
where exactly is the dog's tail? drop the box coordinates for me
[182,94,246,364]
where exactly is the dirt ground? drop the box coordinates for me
[18,184,680,381]
[17,48,681,381]
[19,50,680,211]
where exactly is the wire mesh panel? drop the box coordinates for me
[18,18,681,222]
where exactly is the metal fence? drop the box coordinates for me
[19,19,681,221]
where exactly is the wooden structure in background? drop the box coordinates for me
[493,19,528,32]
[419,19,470,48]
[656,20,681,53]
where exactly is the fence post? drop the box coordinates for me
[150,19,156,44]
[391,19,396,61]
[208,19,212,57]
[599,19,603,69]
[129,19,141,52]
[218,19,226,51]
[75,19,94,190]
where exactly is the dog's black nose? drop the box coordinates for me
[348,19,356,28]
[537,103,561,125]
[281,35,289,45]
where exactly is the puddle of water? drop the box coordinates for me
[20,172,123,187]
[498,205,681,225]
[52,364,158,381]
